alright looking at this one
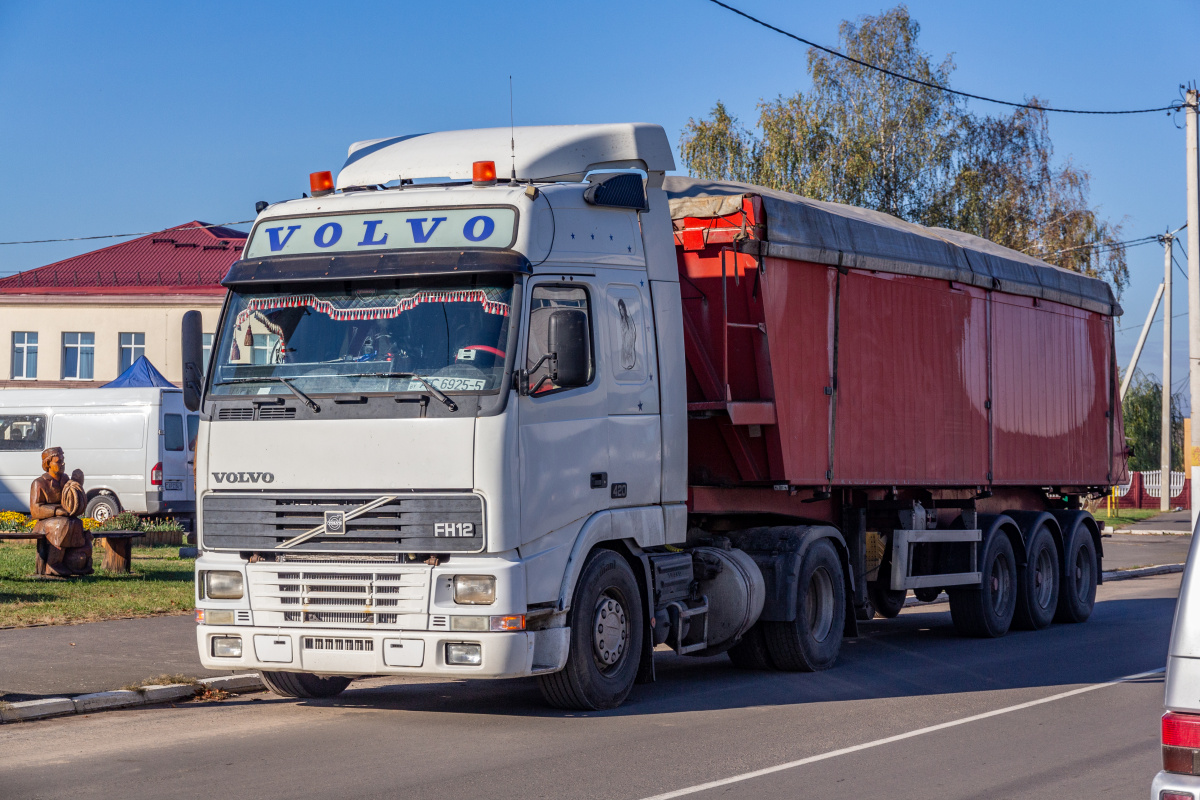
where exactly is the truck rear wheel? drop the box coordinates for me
[727,624,775,670]
[1055,524,1098,624]
[949,531,1016,638]
[763,539,845,671]
[1013,522,1059,630]
[537,549,644,710]
[260,671,351,699]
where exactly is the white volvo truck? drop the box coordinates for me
[187,124,1115,709]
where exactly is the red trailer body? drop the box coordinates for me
[664,178,1126,522]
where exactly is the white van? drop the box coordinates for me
[0,387,196,521]
[1153,526,1200,797]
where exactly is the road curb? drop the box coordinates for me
[1111,529,1192,536]
[0,673,265,724]
[901,562,1186,608]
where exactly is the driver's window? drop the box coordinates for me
[527,285,593,395]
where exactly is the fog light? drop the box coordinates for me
[200,609,236,625]
[211,636,242,658]
[205,571,244,600]
[453,575,495,605]
[450,616,488,631]
[445,642,482,666]
[490,615,526,631]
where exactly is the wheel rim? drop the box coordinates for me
[591,590,629,673]
[93,502,111,522]
[989,551,1012,615]
[806,566,835,643]
[1033,546,1054,610]
[1073,543,1093,603]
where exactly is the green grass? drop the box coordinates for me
[0,540,194,628]
[1093,508,1168,528]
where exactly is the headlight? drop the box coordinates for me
[205,571,244,599]
[211,636,242,658]
[445,642,482,666]
[453,575,495,605]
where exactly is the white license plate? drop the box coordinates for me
[164,480,184,492]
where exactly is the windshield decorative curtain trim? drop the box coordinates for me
[235,288,511,327]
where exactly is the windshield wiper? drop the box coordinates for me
[214,376,322,413]
[350,371,458,412]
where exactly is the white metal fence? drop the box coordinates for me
[1141,470,1187,499]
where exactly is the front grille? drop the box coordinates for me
[217,407,254,420]
[201,493,484,553]
[249,565,429,629]
[303,637,374,651]
[258,406,296,419]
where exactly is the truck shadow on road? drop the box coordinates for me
[263,594,1174,719]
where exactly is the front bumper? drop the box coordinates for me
[196,625,561,679]
[1152,769,1200,798]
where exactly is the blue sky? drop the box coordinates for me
[0,0,1195,398]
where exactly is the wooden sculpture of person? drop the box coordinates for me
[30,447,93,577]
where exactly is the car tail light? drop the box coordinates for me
[151,462,163,486]
[1163,711,1200,774]
[1162,792,1195,800]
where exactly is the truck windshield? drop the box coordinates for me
[210,275,514,396]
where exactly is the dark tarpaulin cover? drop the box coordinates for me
[102,356,177,388]
[663,177,1122,317]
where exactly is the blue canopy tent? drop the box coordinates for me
[102,356,177,388]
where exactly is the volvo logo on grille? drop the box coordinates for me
[324,511,346,534]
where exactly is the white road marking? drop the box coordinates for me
[638,667,1164,800]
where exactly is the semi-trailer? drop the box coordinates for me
[187,123,1125,709]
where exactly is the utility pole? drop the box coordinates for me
[1187,88,1199,532]
[1162,231,1175,511]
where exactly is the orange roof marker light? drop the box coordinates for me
[472,161,497,186]
[310,171,334,197]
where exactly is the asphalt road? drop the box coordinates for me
[0,573,1177,800]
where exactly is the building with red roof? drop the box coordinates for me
[0,222,244,387]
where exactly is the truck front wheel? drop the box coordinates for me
[260,671,351,699]
[763,538,845,671]
[538,549,644,710]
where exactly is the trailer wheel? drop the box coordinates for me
[914,588,941,603]
[260,671,351,699]
[85,494,119,523]
[537,549,643,710]
[727,624,775,670]
[763,538,845,671]
[949,531,1016,638]
[1055,524,1098,624]
[1013,523,1060,630]
[868,578,906,619]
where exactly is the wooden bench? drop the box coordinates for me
[0,530,143,573]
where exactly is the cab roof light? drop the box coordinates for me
[310,171,334,197]
[472,161,497,186]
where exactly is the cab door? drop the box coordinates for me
[602,281,660,506]
[516,279,609,542]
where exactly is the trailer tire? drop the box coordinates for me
[763,538,845,671]
[1013,522,1059,630]
[537,549,643,710]
[949,531,1017,638]
[868,578,906,619]
[727,624,775,670]
[85,494,120,523]
[260,671,351,699]
[1055,524,1098,624]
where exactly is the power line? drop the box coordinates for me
[707,0,1182,116]
[0,219,253,246]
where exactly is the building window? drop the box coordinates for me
[62,332,95,380]
[11,332,37,379]
[250,333,280,365]
[202,333,213,373]
[119,332,145,372]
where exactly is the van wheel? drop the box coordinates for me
[763,539,845,671]
[260,671,351,698]
[1014,523,1059,630]
[85,494,119,523]
[538,550,644,710]
[1055,526,1098,624]
[727,624,775,670]
[949,531,1016,637]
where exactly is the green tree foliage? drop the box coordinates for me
[679,6,1128,295]
[1121,371,1184,472]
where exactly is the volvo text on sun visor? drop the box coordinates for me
[245,207,518,259]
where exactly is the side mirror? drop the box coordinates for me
[548,309,589,389]
[181,310,204,412]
